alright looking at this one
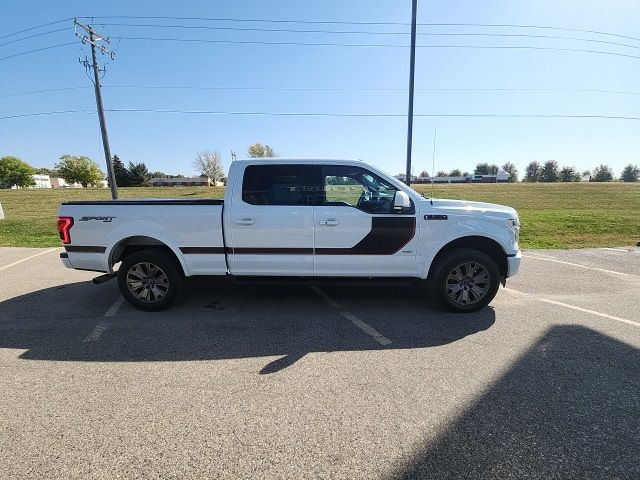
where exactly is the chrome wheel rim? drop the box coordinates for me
[446,261,490,306]
[126,262,169,303]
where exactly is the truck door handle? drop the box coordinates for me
[320,219,339,226]
[235,217,255,226]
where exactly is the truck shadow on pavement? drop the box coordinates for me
[0,277,495,373]
[391,325,640,480]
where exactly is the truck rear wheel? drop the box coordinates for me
[432,248,500,312]
[117,249,184,311]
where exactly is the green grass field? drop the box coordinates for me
[0,183,638,248]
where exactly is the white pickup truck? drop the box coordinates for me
[58,159,521,312]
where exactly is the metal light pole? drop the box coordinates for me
[405,0,418,186]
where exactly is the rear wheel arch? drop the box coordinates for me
[427,235,508,279]
[108,235,187,276]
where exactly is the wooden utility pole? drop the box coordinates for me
[74,19,118,199]
[405,0,418,187]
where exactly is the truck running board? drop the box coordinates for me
[232,276,413,287]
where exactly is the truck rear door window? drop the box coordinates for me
[242,165,322,206]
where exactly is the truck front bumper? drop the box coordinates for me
[507,250,522,277]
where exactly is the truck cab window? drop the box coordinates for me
[242,165,322,206]
[322,165,399,214]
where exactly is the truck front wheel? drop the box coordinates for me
[117,249,184,311]
[432,248,500,312]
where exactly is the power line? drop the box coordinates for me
[6,16,639,46]
[95,22,410,35]
[77,16,640,43]
[110,35,640,60]
[423,22,640,44]
[0,110,95,119]
[3,85,640,98]
[0,27,70,48]
[89,22,640,51]
[3,109,639,121]
[0,42,76,61]
[0,18,73,40]
[2,31,638,63]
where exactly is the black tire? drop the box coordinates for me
[117,249,185,311]
[431,248,501,312]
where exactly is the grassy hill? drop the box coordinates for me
[0,183,638,248]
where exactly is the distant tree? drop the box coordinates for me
[435,170,448,177]
[112,155,132,187]
[524,161,542,182]
[193,150,225,182]
[581,170,591,177]
[559,166,580,182]
[419,170,430,178]
[462,171,470,177]
[620,164,640,182]
[449,169,462,177]
[474,163,490,175]
[592,164,614,182]
[501,162,518,182]
[55,155,104,187]
[247,142,277,158]
[0,156,35,188]
[33,167,59,177]
[148,171,168,179]
[539,160,560,182]
[474,162,499,175]
[128,161,149,186]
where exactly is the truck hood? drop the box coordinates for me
[422,198,518,219]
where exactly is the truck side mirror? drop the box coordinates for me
[393,190,411,211]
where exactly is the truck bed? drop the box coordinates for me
[59,199,226,276]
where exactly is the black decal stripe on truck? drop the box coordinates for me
[233,247,314,254]
[62,199,224,206]
[65,246,107,253]
[180,247,227,254]
[315,217,416,255]
[179,217,417,256]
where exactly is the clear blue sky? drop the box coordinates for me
[1,0,638,178]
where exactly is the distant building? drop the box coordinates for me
[395,170,510,184]
[32,174,52,188]
[580,175,591,182]
[148,177,219,187]
[50,177,83,188]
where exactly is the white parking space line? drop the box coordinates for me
[311,286,342,308]
[0,248,59,272]
[82,323,109,342]
[311,286,392,346]
[341,311,392,346]
[524,254,637,278]
[503,287,640,328]
[104,296,124,317]
[601,247,629,252]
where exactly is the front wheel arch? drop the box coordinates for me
[427,235,508,280]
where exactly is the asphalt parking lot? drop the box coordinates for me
[1,247,638,479]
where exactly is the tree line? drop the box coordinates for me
[418,162,519,182]
[416,161,639,183]
[522,161,639,182]
[0,142,278,188]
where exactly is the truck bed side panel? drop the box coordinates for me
[58,200,226,276]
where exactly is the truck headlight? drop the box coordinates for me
[507,218,520,243]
